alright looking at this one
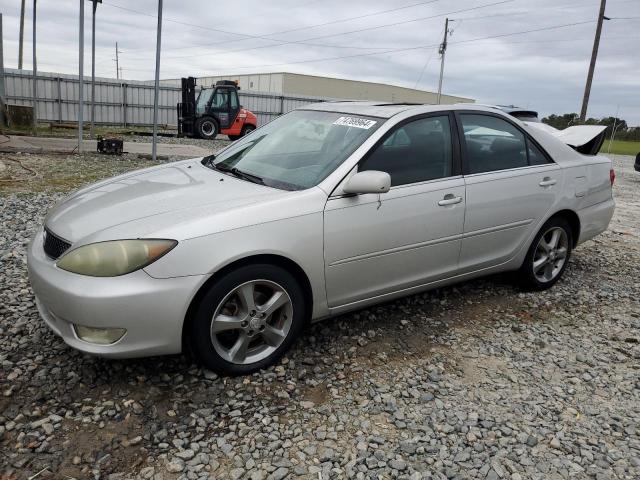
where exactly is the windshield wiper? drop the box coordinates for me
[212,162,264,185]
[211,161,231,172]
[229,167,265,185]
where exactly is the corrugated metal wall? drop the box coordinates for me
[3,69,330,127]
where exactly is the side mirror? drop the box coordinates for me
[343,170,391,195]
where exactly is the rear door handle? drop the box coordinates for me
[539,177,557,187]
[438,194,463,206]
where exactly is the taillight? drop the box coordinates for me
[610,168,615,186]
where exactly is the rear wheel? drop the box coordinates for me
[228,124,256,141]
[189,264,306,375]
[241,124,256,137]
[195,116,219,140]
[518,217,573,290]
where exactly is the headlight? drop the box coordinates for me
[57,239,177,277]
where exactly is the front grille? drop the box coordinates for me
[43,228,71,260]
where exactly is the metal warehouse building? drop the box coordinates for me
[161,72,474,105]
[3,69,474,127]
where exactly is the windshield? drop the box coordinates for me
[196,88,213,114]
[206,110,382,190]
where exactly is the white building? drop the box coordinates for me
[160,72,474,105]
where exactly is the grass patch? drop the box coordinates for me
[600,139,640,156]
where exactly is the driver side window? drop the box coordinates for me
[360,116,453,187]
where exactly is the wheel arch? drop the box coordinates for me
[181,253,313,352]
[548,209,581,247]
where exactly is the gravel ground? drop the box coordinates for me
[0,148,638,480]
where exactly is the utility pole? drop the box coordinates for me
[115,42,121,79]
[32,0,37,134]
[579,0,609,123]
[18,0,25,69]
[436,17,449,105]
[152,0,163,162]
[78,0,84,152]
[0,14,6,127]
[89,0,101,138]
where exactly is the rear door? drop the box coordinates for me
[456,112,560,272]
[323,113,466,307]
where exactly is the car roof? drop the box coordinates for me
[301,101,506,119]
[301,101,421,118]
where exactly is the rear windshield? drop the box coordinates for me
[208,110,382,190]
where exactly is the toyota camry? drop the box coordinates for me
[27,103,615,375]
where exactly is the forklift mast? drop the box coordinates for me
[177,77,197,137]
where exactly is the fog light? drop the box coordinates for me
[73,325,126,345]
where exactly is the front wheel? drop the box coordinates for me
[195,117,219,140]
[188,264,306,375]
[518,217,573,291]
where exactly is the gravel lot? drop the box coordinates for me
[0,147,638,480]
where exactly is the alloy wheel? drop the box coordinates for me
[532,226,569,283]
[210,280,293,364]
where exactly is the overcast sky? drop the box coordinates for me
[1,0,639,124]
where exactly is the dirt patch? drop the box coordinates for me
[302,383,330,406]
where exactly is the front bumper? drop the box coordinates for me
[27,228,207,358]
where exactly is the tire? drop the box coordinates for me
[195,116,219,140]
[188,264,306,376]
[518,216,573,291]
[241,124,256,137]
[228,125,255,141]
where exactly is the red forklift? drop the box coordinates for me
[177,77,258,140]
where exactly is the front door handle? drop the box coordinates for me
[438,194,463,206]
[539,177,557,187]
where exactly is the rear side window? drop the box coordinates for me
[360,116,453,186]
[460,114,527,174]
[527,140,552,165]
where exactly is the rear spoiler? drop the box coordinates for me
[524,122,607,156]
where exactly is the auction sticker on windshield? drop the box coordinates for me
[333,116,377,129]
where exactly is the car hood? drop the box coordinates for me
[45,159,289,242]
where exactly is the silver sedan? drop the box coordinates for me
[28,103,615,375]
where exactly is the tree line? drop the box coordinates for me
[541,114,640,141]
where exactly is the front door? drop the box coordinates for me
[323,114,466,308]
[456,112,561,272]
[209,87,240,129]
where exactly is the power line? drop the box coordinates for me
[221,0,441,40]
[104,0,440,53]
[67,29,640,79]
[195,19,597,74]
[414,23,445,88]
[108,0,512,59]
[414,47,439,89]
[87,17,627,78]
[138,0,515,60]
[158,0,443,53]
